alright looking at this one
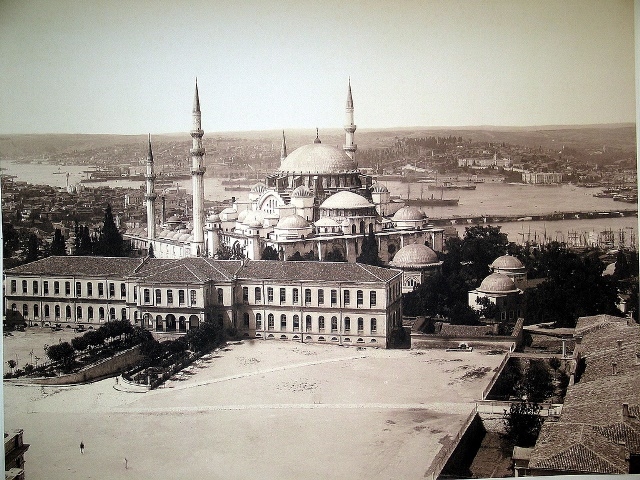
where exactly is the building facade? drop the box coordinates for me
[4,256,403,348]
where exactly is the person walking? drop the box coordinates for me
[80,441,84,454]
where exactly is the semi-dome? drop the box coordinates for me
[392,206,426,221]
[370,183,389,193]
[390,243,439,268]
[237,210,249,223]
[490,254,525,270]
[279,143,357,174]
[320,191,374,210]
[276,214,309,229]
[250,182,267,194]
[477,273,518,293]
[291,185,313,198]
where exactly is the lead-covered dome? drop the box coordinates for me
[477,273,518,293]
[370,183,389,193]
[279,143,357,174]
[490,255,525,270]
[291,185,313,198]
[276,214,309,229]
[392,206,426,221]
[390,243,440,268]
[320,191,374,210]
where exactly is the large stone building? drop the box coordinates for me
[125,80,444,263]
[4,256,403,348]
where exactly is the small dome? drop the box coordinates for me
[371,183,389,193]
[250,182,267,193]
[166,215,181,223]
[392,206,426,221]
[220,207,236,215]
[178,233,191,242]
[320,191,374,210]
[490,254,525,270]
[291,185,313,198]
[314,217,340,227]
[237,210,249,223]
[243,210,265,228]
[390,243,439,268]
[478,273,518,293]
[279,143,357,174]
[276,214,309,229]
[206,211,220,222]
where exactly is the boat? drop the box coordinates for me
[406,183,459,206]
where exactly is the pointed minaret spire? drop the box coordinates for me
[145,134,157,243]
[280,130,287,162]
[147,133,153,161]
[343,78,357,163]
[193,78,201,113]
[314,127,321,144]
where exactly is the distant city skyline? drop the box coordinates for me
[0,0,635,135]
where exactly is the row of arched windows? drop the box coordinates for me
[12,303,121,322]
[241,312,378,335]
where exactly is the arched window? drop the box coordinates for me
[305,315,312,332]
[44,304,50,318]
[110,308,116,320]
[55,305,60,318]
[120,283,126,298]
[243,312,250,328]
[242,287,249,303]
[121,308,126,320]
[144,289,150,304]
[76,306,82,319]
[357,317,364,332]
[23,304,29,318]
[155,289,161,304]
[318,316,325,331]
[344,317,351,332]
[331,316,338,332]
[293,315,299,331]
[280,314,287,330]
[34,304,39,318]
[267,314,274,330]
[370,318,377,333]
[256,313,262,330]
[255,287,262,302]
[99,307,105,320]
[217,288,224,304]
[88,307,94,320]
[65,305,71,318]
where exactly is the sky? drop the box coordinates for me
[0,0,635,134]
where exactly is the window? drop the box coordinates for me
[280,314,287,329]
[23,304,28,318]
[99,307,105,320]
[243,312,250,328]
[501,311,506,320]
[256,313,262,330]
[217,288,223,304]
[34,304,39,318]
[331,316,338,332]
[305,315,312,332]
[344,317,351,332]
[54,305,60,318]
[54,281,60,295]
[280,288,286,304]
[144,289,150,304]
[268,314,274,330]
[64,281,71,295]
[88,307,94,320]
[370,291,376,307]
[98,283,104,297]
[344,290,350,305]
[65,305,71,318]
[44,281,49,295]
[167,290,173,304]
[267,287,274,302]
[120,283,126,298]
[318,289,324,305]
[22,280,27,294]
[292,288,299,304]
[305,289,311,304]
[242,287,249,303]
[357,290,363,307]
[121,308,126,320]
[293,315,299,331]
[33,281,38,295]
[110,308,116,320]
[370,318,377,333]
[255,287,261,302]
[190,290,197,305]
[331,290,337,305]
[109,283,115,297]
[133,286,137,301]
[357,317,364,332]
[87,283,92,297]
[77,306,82,319]
[44,304,50,318]
[76,282,81,297]
[155,289,161,304]
[179,290,185,305]
[10,280,16,293]
[319,316,325,331]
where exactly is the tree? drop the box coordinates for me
[96,204,124,257]
[25,233,40,263]
[613,250,631,279]
[261,246,279,260]
[148,243,155,258]
[503,401,544,447]
[46,342,75,369]
[3,222,19,258]
[459,225,509,282]
[324,249,345,262]
[288,251,304,261]
[356,232,381,266]
[50,229,66,256]
[7,359,16,373]
[475,296,500,321]
[522,360,554,403]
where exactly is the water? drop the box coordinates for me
[3,160,637,247]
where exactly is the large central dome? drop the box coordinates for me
[279,143,357,174]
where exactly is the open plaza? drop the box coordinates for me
[3,330,504,479]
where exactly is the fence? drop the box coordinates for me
[475,400,563,417]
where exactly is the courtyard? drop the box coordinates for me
[4,332,505,479]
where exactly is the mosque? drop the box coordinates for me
[125,80,444,264]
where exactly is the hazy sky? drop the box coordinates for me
[0,0,635,134]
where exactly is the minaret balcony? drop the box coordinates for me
[191,167,206,175]
[190,147,206,156]
[145,193,158,201]
[190,129,204,137]
[344,124,357,133]
[145,174,156,180]
[344,144,357,151]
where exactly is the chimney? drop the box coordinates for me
[612,361,617,375]
[622,403,630,418]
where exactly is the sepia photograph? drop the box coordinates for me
[1,0,638,478]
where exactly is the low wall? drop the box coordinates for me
[27,346,143,385]
[410,333,516,352]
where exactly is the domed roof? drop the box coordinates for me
[276,214,309,229]
[390,243,439,268]
[490,254,525,270]
[477,273,518,294]
[392,206,426,221]
[220,207,236,215]
[279,143,357,174]
[178,233,192,242]
[237,209,249,222]
[207,212,220,222]
[314,217,340,227]
[320,191,374,210]
[291,185,313,198]
[243,210,265,228]
[370,183,389,193]
[250,182,267,193]
[166,215,181,223]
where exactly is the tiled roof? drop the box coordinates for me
[532,442,624,474]
[131,258,241,284]
[237,261,401,284]
[5,256,143,278]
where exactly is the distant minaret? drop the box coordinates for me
[343,78,357,163]
[145,134,157,241]
[280,130,287,163]
[190,79,206,256]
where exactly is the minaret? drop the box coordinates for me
[343,78,357,163]
[190,79,206,256]
[145,134,157,242]
[280,130,287,163]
